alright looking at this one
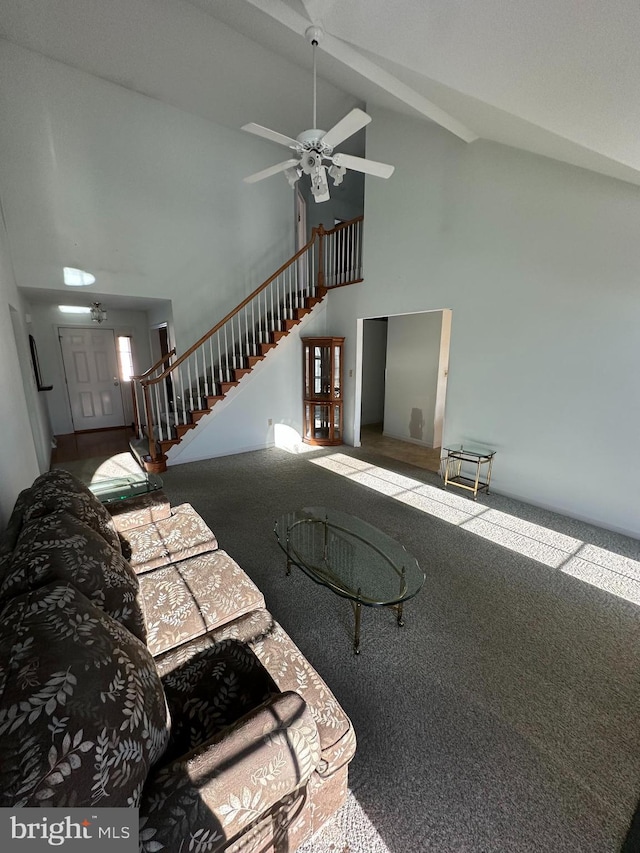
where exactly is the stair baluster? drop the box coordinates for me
[134,216,363,470]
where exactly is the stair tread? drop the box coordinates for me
[133,267,338,456]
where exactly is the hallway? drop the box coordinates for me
[359,423,442,474]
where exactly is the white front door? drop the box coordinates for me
[59,327,125,431]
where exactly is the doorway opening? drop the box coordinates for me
[355,310,452,474]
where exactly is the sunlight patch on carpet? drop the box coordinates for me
[53,452,142,484]
[297,789,391,853]
[310,453,640,606]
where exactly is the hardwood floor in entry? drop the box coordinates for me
[359,423,442,474]
[51,428,133,465]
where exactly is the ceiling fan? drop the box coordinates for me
[242,26,394,203]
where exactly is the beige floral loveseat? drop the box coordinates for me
[0,470,356,852]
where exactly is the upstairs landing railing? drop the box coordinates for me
[132,216,363,465]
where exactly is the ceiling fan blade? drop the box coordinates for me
[332,152,395,179]
[243,159,300,184]
[321,108,372,150]
[241,123,299,148]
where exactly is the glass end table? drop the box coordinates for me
[88,472,163,504]
[275,506,425,654]
[443,445,495,500]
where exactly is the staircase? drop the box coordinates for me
[131,216,363,472]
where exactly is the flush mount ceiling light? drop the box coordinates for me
[90,302,107,323]
[241,26,394,203]
[58,305,92,314]
[63,266,96,287]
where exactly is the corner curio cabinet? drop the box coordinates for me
[302,336,344,446]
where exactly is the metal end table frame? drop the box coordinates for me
[443,446,495,500]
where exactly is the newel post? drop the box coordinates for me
[317,224,325,289]
[131,381,139,437]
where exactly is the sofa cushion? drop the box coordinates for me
[140,550,265,657]
[108,490,172,533]
[21,470,121,553]
[156,609,357,780]
[1,510,146,641]
[156,638,277,763]
[120,503,218,574]
[0,582,170,808]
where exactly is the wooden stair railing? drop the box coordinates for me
[131,348,175,442]
[135,216,363,468]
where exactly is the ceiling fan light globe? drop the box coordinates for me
[284,167,300,187]
[301,151,322,175]
[328,163,346,186]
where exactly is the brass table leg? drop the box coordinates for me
[485,455,494,494]
[397,566,406,626]
[354,599,362,655]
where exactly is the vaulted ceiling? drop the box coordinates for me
[1,0,640,185]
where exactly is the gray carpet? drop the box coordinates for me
[67,445,640,851]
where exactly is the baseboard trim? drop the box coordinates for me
[165,439,275,466]
[382,431,437,450]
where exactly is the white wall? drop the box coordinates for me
[0,209,46,525]
[0,40,297,353]
[327,108,640,537]
[11,307,52,471]
[167,303,328,464]
[383,312,443,447]
[28,303,153,435]
[300,171,365,236]
[360,318,387,425]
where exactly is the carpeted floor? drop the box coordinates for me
[149,445,640,853]
[57,444,640,852]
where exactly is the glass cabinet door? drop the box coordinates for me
[302,337,344,446]
[313,346,332,397]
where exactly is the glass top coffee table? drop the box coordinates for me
[275,506,425,654]
[88,472,163,504]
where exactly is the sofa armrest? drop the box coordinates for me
[140,691,321,852]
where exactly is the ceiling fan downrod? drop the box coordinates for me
[306,26,324,134]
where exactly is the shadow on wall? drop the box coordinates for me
[409,408,424,441]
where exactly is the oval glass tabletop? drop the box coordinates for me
[275,507,425,653]
[88,472,163,504]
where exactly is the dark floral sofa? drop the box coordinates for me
[0,470,356,852]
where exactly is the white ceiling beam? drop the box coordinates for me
[243,0,478,143]
[299,0,341,23]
